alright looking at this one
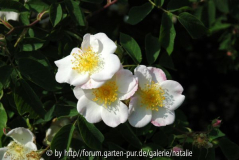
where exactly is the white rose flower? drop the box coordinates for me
[55,33,120,89]
[73,68,138,127]
[0,11,19,21]
[128,65,185,128]
[0,127,42,160]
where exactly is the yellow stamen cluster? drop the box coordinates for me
[71,48,103,74]
[4,142,27,160]
[93,81,118,106]
[140,81,165,111]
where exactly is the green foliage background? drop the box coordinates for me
[1,0,239,159]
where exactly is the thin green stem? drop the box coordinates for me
[148,0,169,13]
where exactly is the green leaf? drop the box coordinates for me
[0,0,28,12]
[145,33,161,64]
[207,0,216,27]
[178,12,208,39]
[50,3,62,27]
[159,12,176,55]
[0,65,13,88]
[167,0,191,12]
[26,0,49,13]
[14,79,46,119]
[51,124,75,160]
[0,83,3,100]
[21,38,45,51]
[78,115,104,150]
[126,2,154,25]
[214,0,229,13]
[219,137,239,160]
[120,123,142,149]
[19,12,30,25]
[154,0,164,7]
[209,128,225,141]
[0,103,7,147]
[65,0,85,26]
[81,0,103,4]
[18,58,59,91]
[120,33,142,64]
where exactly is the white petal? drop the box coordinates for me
[94,33,117,55]
[128,96,152,128]
[6,128,35,145]
[91,54,120,81]
[134,65,152,90]
[81,78,105,89]
[151,108,175,126]
[25,142,37,151]
[116,69,138,100]
[101,101,128,128]
[77,94,102,123]
[81,34,99,53]
[0,148,7,160]
[0,11,19,21]
[55,55,72,83]
[73,86,84,100]
[160,80,185,110]
[147,67,167,83]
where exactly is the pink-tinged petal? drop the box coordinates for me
[6,128,35,145]
[101,101,128,128]
[81,78,105,89]
[134,65,152,90]
[77,94,102,123]
[73,86,84,100]
[94,33,117,55]
[115,69,138,100]
[151,108,175,127]
[0,148,7,160]
[128,96,152,128]
[81,34,99,53]
[91,54,120,81]
[147,67,167,83]
[160,80,185,110]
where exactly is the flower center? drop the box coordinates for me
[71,48,103,74]
[93,81,118,106]
[140,81,165,111]
[4,141,29,160]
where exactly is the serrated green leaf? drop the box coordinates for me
[167,0,191,12]
[51,124,75,160]
[18,58,59,91]
[21,38,45,51]
[78,115,104,150]
[50,3,62,27]
[14,79,46,119]
[120,33,142,64]
[159,12,176,55]
[209,128,225,141]
[219,137,239,160]
[120,123,142,149]
[0,103,7,147]
[214,0,229,13]
[0,0,28,12]
[178,12,208,39]
[19,12,30,25]
[145,33,161,64]
[65,0,85,26]
[126,2,154,25]
[26,0,49,13]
